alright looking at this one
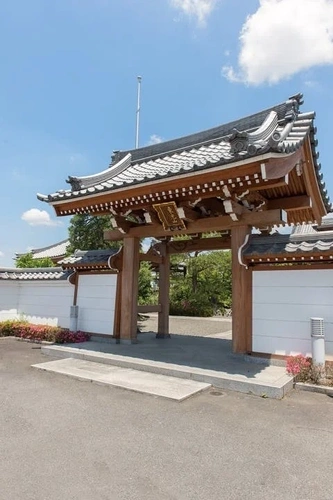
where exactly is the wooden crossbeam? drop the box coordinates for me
[138,305,162,313]
[139,253,162,264]
[104,209,287,241]
[267,195,311,211]
[162,236,231,254]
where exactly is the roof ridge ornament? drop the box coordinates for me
[228,111,278,156]
[228,128,249,154]
[285,93,303,122]
[65,153,132,192]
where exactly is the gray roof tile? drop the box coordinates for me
[16,240,70,260]
[59,249,119,268]
[37,94,330,210]
[0,267,72,281]
[244,221,333,258]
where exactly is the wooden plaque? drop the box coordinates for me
[153,202,186,231]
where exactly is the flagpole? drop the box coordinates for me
[135,76,142,149]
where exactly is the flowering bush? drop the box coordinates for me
[286,355,312,382]
[0,320,90,344]
[54,329,90,344]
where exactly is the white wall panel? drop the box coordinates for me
[18,282,73,328]
[76,274,117,335]
[0,281,73,327]
[253,269,333,356]
[0,283,19,321]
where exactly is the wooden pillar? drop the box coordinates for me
[119,237,140,342]
[113,271,122,339]
[157,241,170,338]
[231,225,252,353]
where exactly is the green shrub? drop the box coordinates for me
[0,320,28,337]
[170,296,215,317]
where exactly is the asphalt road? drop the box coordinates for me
[1,338,333,500]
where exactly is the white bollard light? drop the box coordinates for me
[70,305,79,332]
[310,317,325,366]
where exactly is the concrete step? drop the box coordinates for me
[32,358,211,401]
[41,344,294,399]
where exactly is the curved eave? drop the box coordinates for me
[47,151,296,214]
[302,135,327,222]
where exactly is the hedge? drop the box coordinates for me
[0,320,90,344]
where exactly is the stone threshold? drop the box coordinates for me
[41,344,294,399]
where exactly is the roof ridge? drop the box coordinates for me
[115,100,289,164]
[16,239,69,257]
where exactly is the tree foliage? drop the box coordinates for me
[67,214,121,253]
[16,253,55,268]
[170,250,232,317]
[138,262,154,305]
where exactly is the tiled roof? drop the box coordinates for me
[244,220,333,258]
[0,267,72,281]
[16,240,70,260]
[59,249,119,269]
[37,94,330,210]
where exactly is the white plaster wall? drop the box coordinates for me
[18,282,73,328]
[76,274,117,335]
[0,281,73,327]
[0,282,19,321]
[253,269,333,356]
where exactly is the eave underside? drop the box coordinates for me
[48,144,327,240]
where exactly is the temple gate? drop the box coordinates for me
[37,93,330,353]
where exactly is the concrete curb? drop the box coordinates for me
[0,336,54,345]
[295,382,333,396]
[41,345,294,399]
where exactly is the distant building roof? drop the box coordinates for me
[16,240,70,261]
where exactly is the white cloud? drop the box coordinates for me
[148,134,163,145]
[222,0,333,85]
[170,0,217,25]
[21,208,61,227]
[0,251,4,257]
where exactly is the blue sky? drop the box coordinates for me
[1,0,333,266]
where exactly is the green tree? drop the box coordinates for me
[67,214,121,253]
[138,262,154,305]
[170,250,232,317]
[16,253,55,268]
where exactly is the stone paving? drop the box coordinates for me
[139,313,232,338]
[41,314,292,399]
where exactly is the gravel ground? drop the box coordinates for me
[1,338,333,500]
[139,314,232,337]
